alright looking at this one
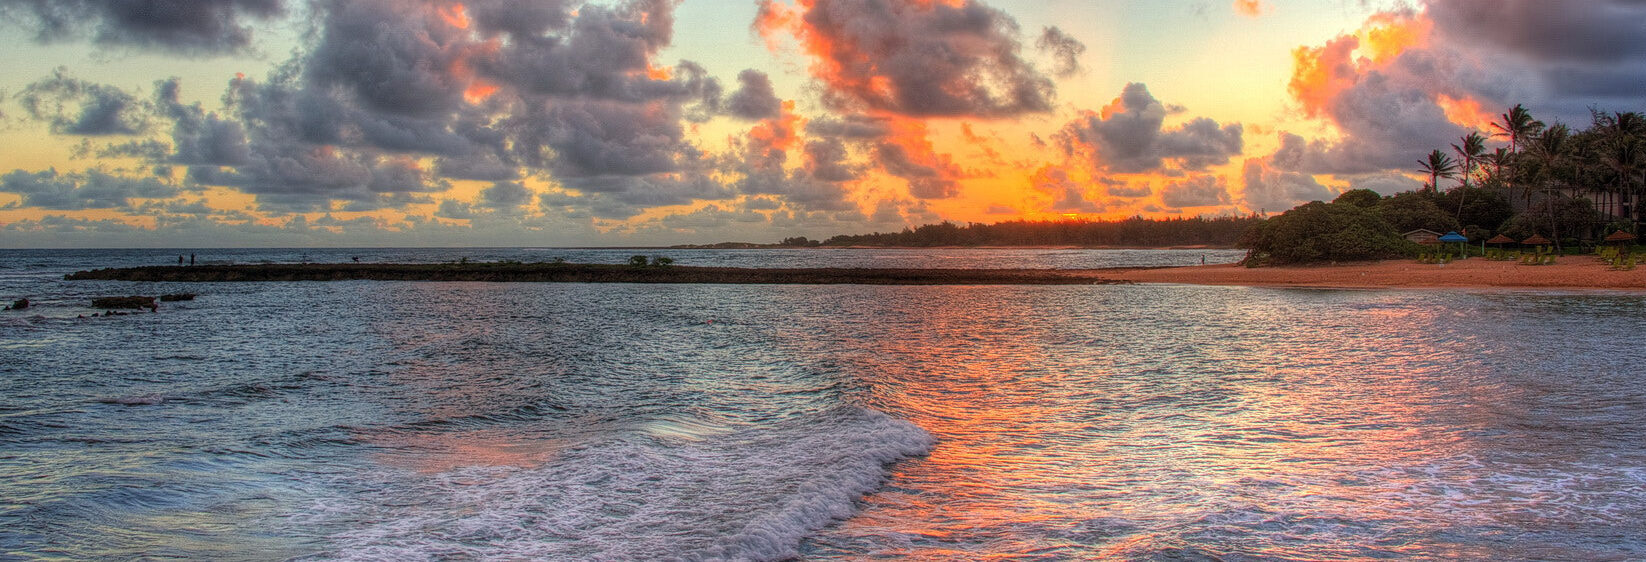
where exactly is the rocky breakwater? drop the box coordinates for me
[64,262,1131,285]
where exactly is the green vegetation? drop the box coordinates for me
[814,215,1262,248]
[1241,201,1412,265]
[1242,103,1645,264]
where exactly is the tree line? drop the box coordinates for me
[1242,103,1645,265]
[1417,104,1643,247]
[784,215,1264,248]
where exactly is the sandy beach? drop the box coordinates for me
[1102,257,1646,290]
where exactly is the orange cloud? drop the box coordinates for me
[1288,10,1435,120]
[437,3,470,30]
[1288,36,1358,119]
[748,100,805,156]
[1357,10,1431,63]
[875,117,966,199]
[1435,94,1494,132]
[1233,0,1267,18]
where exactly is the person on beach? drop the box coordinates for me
[178,255,184,266]
[190,254,195,265]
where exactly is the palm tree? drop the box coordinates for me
[1493,104,1544,156]
[1418,149,1457,193]
[1452,132,1487,188]
[1528,124,1572,248]
[1492,104,1544,202]
[1482,147,1511,185]
[1598,111,1645,231]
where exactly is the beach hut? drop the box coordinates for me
[1520,234,1553,264]
[1485,234,1515,260]
[1605,230,1638,269]
[1438,231,1468,257]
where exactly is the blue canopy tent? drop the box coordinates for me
[1438,231,1468,258]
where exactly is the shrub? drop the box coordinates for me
[628,255,649,267]
[1241,201,1413,265]
[650,256,674,267]
[1374,191,1459,234]
[1333,189,1382,208]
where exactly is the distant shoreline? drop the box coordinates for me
[662,244,1236,250]
[63,263,1134,285]
[1099,259,1646,291]
[62,257,1646,290]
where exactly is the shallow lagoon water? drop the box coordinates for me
[2,248,1643,559]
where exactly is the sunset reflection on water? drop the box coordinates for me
[802,285,1646,560]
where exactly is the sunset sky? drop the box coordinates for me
[2,0,1644,247]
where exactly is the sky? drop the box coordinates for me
[1,0,1644,248]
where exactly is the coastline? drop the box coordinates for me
[1097,258,1646,291]
[62,263,1131,285]
[58,256,1646,290]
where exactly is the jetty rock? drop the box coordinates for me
[92,296,158,310]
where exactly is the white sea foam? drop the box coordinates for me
[309,406,933,561]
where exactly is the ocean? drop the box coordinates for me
[2,248,1643,560]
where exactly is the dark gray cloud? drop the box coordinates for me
[1241,157,1332,213]
[515,100,696,178]
[435,153,521,182]
[466,0,575,41]
[305,0,470,118]
[726,69,782,120]
[875,142,960,199]
[1426,0,1646,66]
[758,0,1056,117]
[557,173,732,218]
[731,115,856,211]
[480,180,533,210]
[1105,181,1153,198]
[1161,174,1231,208]
[435,199,476,219]
[1056,83,1243,173]
[155,78,250,166]
[368,159,446,194]
[16,69,151,135]
[806,115,891,139]
[0,0,285,54]
[1424,0,1646,121]
[474,0,712,105]
[805,138,859,183]
[0,168,179,209]
[131,198,216,217]
[1035,26,1085,78]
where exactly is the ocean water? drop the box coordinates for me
[2,248,1644,560]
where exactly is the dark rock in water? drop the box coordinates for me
[5,298,25,310]
[92,296,157,310]
[159,293,196,302]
